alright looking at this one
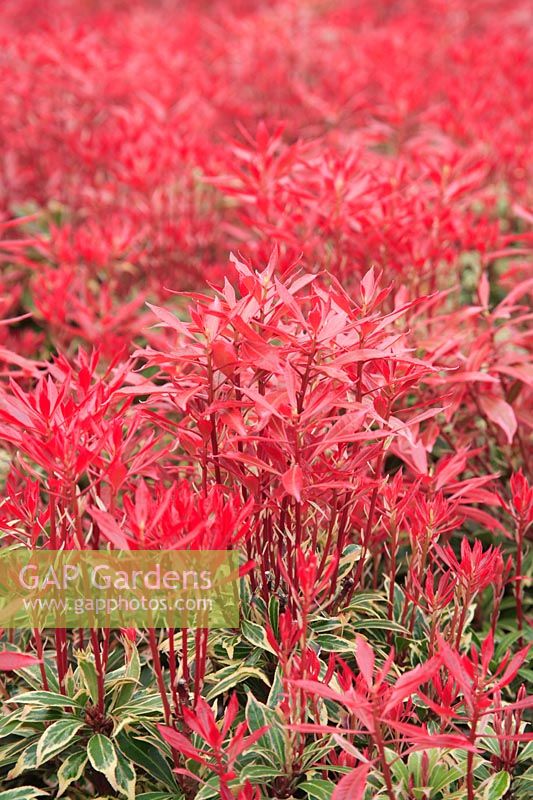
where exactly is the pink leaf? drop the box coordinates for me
[88,508,134,550]
[0,651,41,671]
[292,679,347,706]
[355,636,375,689]
[478,271,490,307]
[478,394,517,444]
[146,303,193,338]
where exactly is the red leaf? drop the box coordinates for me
[222,692,239,736]
[183,697,221,747]
[211,340,237,377]
[230,726,270,759]
[157,724,204,762]
[384,657,440,712]
[332,763,370,800]
[485,695,533,715]
[493,645,530,691]
[282,465,303,502]
[437,638,473,707]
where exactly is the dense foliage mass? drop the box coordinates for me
[0,0,531,798]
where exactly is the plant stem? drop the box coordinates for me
[466,712,479,800]
[515,519,524,646]
[374,716,396,800]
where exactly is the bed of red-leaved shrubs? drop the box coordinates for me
[0,1,531,798]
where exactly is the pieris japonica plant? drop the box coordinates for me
[0,0,531,798]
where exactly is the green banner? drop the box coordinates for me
[0,549,240,629]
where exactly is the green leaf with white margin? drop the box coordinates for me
[87,733,118,790]
[240,764,283,780]
[483,771,511,800]
[312,634,355,653]
[301,737,335,771]
[115,750,136,800]
[389,750,409,787]
[352,619,411,634]
[518,740,533,764]
[407,750,423,784]
[112,646,141,710]
[7,742,38,779]
[267,664,284,708]
[118,692,163,715]
[0,789,48,799]
[14,659,59,692]
[115,731,177,791]
[204,664,269,701]
[0,713,26,737]
[299,779,334,800]
[64,666,76,699]
[246,694,287,768]
[430,762,468,793]
[110,678,139,709]
[268,595,279,636]
[57,750,87,797]
[195,776,219,800]
[10,690,84,709]
[112,715,135,739]
[136,795,177,800]
[347,592,383,612]
[241,619,277,655]
[0,738,29,770]
[76,651,100,705]
[36,718,85,766]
